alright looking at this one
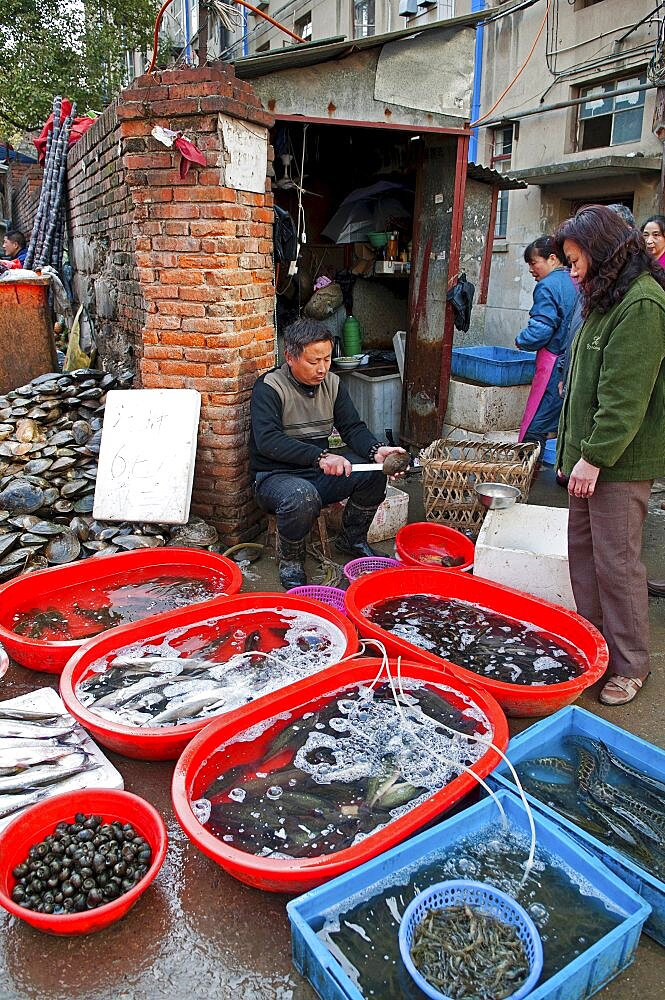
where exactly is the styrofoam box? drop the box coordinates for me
[0,687,124,832]
[474,504,575,609]
[339,370,402,441]
[287,788,651,1000]
[325,486,409,542]
[488,705,665,945]
[445,378,530,433]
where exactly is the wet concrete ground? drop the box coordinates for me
[0,468,663,999]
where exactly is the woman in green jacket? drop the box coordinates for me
[554,205,665,706]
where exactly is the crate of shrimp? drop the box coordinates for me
[419,437,540,537]
[287,788,651,1000]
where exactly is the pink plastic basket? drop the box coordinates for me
[286,585,348,614]
[343,557,402,582]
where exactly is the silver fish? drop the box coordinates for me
[0,706,68,723]
[0,720,76,740]
[150,690,226,725]
[0,752,98,794]
[0,745,78,775]
[0,789,47,819]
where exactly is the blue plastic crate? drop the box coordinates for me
[287,789,651,1000]
[543,438,557,465]
[488,705,665,945]
[452,346,537,386]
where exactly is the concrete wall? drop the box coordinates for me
[479,0,662,342]
[66,64,276,544]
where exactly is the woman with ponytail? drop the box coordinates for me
[554,204,665,706]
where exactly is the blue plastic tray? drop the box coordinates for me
[287,789,651,1000]
[451,346,537,386]
[488,705,665,945]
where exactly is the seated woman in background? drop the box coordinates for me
[515,236,578,460]
[641,214,665,268]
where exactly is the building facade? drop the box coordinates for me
[478,0,662,343]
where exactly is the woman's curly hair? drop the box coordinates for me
[553,204,665,318]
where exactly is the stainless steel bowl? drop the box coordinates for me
[475,482,521,510]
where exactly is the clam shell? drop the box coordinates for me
[0,481,45,513]
[69,516,92,541]
[44,530,81,564]
[19,533,47,547]
[31,521,66,536]
[25,555,49,572]
[54,499,74,514]
[0,532,20,558]
[24,459,52,476]
[113,535,161,550]
[74,495,95,514]
[15,418,43,443]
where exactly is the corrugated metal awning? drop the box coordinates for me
[467,162,527,190]
[233,12,485,80]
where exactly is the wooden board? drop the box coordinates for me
[93,389,201,525]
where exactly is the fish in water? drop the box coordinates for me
[200,681,491,860]
[410,903,530,1000]
[366,594,584,685]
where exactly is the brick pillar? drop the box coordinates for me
[113,64,276,544]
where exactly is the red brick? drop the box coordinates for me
[156,301,206,317]
[124,152,173,170]
[159,269,205,286]
[162,361,207,377]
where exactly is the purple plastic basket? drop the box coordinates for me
[343,557,402,582]
[286,585,347,614]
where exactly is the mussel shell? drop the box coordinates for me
[44,530,81,564]
[61,480,87,497]
[24,459,52,475]
[0,481,45,513]
[19,533,47,547]
[30,521,66,536]
[74,495,95,513]
[113,535,161,550]
[42,488,61,507]
[0,548,31,567]
[8,514,40,530]
[98,526,120,540]
[50,456,77,472]
[25,554,49,572]
[0,532,20,558]
[69,516,91,541]
[15,418,43,443]
[92,544,119,557]
[54,499,75,514]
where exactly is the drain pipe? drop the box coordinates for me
[469,0,485,163]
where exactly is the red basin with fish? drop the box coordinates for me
[0,547,243,674]
[59,593,358,760]
[171,657,508,893]
[344,568,608,718]
[395,522,475,571]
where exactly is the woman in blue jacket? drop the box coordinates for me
[516,236,578,459]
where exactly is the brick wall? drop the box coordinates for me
[66,63,276,543]
[6,162,42,239]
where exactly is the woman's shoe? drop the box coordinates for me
[599,674,644,706]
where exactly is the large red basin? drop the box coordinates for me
[0,547,243,674]
[60,593,358,760]
[171,657,508,893]
[344,568,608,717]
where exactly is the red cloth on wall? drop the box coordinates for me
[33,100,96,166]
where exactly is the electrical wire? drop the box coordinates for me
[470,0,554,128]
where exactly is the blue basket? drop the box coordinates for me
[398,879,543,1000]
[287,788,651,1000]
[451,346,537,386]
[487,704,665,945]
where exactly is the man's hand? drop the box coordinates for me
[319,453,352,477]
[374,446,409,478]
[568,457,600,499]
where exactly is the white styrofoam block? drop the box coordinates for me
[93,388,201,525]
[474,505,575,609]
[445,378,530,433]
[0,687,124,831]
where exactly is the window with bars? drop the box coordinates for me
[577,74,646,150]
[490,125,513,239]
[354,0,375,38]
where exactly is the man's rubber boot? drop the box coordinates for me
[277,533,307,590]
[335,501,382,558]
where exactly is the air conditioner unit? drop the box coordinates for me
[399,0,418,15]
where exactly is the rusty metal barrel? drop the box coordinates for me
[0,274,58,393]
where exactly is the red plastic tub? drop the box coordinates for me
[0,547,243,674]
[344,568,608,718]
[0,788,167,935]
[60,593,358,760]
[171,657,508,893]
[395,522,475,572]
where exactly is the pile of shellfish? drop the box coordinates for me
[0,370,219,580]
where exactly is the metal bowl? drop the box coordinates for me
[475,482,521,510]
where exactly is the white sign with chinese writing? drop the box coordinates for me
[93,389,201,524]
[219,114,268,193]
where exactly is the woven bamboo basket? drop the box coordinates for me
[419,437,540,537]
